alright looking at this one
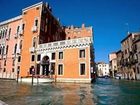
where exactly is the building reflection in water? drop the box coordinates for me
[0,80,95,105]
[54,83,94,105]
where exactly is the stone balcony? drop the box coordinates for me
[29,47,35,53]
[0,39,6,44]
[16,49,21,55]
[29,37,92,53]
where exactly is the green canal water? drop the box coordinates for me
[0,78,140,105]
[93,78,140,105]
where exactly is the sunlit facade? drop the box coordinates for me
[109,32,140,80]
[0,2,94,83]
[96,62,109,77]
[109,52,117,77]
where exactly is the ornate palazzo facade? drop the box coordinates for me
[0,2,94,83]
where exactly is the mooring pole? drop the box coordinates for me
[17,69,19,83]
[32,67,35,85]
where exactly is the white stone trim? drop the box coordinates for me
[36,37,92,52]
[0,15,22,26]
[22,2,43,12]
[36,45,90,54]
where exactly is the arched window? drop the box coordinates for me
[2,30,4,38]
[22,24,25,30]
[6,45,8,55]
[17,26,20,33]
[14,44,17,54]
[5,29,7,38]
[0,45,1,55]
[41,56,49,65]
[20,40,22,49]
[33,37,36,47]
[35,19,38,26]
[0,31,2,39]
[4,60,6,66]
[2,46,5,55]
[8,28,11,38]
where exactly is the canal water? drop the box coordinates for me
[0,78,140,105]
[93,78,140,105]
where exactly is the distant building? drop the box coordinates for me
[121,32,140,80]
[109,32,140,80]
[96,62,109,77]
[109,52,117,77]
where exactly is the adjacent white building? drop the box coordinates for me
[97,62,109,77]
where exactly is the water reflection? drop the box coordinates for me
[93,78,140,105]
[55,83,94,105]
[1,79,140,105]
[0,80,94,105]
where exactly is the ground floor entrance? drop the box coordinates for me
[35,64,50,76]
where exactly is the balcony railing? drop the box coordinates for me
[14,34,18,39]
[29,37,92,53]
[16,49,21,55]
[37,37,92,50]
[31,26,38,32]
[6,35,9,40]
[18,30,24,36]
[29,47,35,53]
[0,39,6,44]
[3,54,7,59]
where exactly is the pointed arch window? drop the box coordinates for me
[20,40,23,49]
[22,24,25,30]
[2,30,4,38]
[35,19,38,27]
[2,46,5,55]
[8,28,11,38]
[0,45,1,55]
[17,26,20,33]
[5,29,7,38]
[33,37,36,47]
[6,45,9,55]
[0,30,1,35]
[14,44,17,54]
[4,60,6,66]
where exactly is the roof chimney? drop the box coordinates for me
[82,24,85,28]
[71,25,74,29]
[46,2,49,8]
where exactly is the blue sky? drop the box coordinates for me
[0,0,140,63]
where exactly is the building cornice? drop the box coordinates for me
[121,32,140,43]
[0,15,22,26]
[121,33,132,43]
[22,2,43,12]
